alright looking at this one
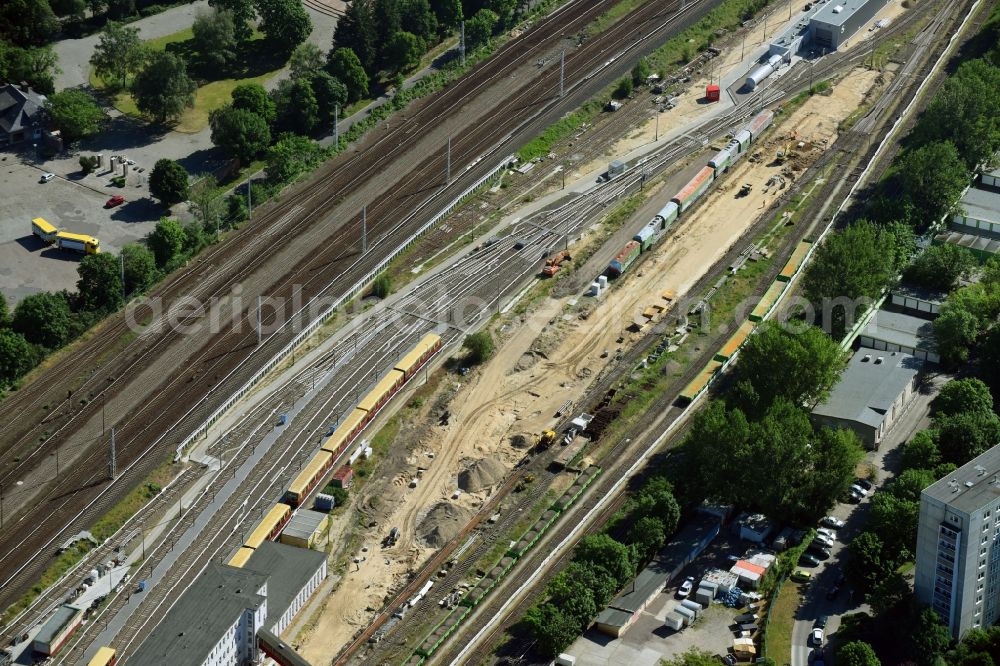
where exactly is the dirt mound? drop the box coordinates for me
[418,502,473,548]
[457,457,506,492]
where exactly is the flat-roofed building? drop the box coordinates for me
[809,0,890,50]
[858,310,939,364]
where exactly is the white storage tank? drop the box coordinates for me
[590,282,601,296]
[598,275,608,289]
[745,54,783,90]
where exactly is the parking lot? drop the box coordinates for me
[0,155,161,304]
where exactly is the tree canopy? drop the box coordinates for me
[210,106,272,163]
[90,21,148,89]
[149,159,190,206]
[0,329,36,388]
[77,253,124,312]
[463,330,494,364]
[465,8,498,49]
[273,77,319,135]
[934,378,994,417]
[0,0,59,47]
[327,47,370,103]
[44,90,105,142]
[121,244,158,297]
[192,8,240,71]
[334,0,378,74]
[385,30,424,73]
[148,218,187,268]
[131,51,197,123]
[11,292,72,348]
[266,133,324,184]
[903,243,976,292]
[896,141,970,227]
[256,0,311,55]
[230,82,276,123]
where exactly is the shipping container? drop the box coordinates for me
[330,465,354,489]
[608,240,641,277]
[632,224,656,251]
[747,109,775,141]
[31,217,58,243]
[657,201,679,229]
[663,613,685,631]
[608,160,626,179]
[55,231,100,254]
[733,129,752,153]
[708,147,733,173]
[671,166,715,213]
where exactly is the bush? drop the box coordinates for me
[372,273,391,298]
[614,76,633,99]
[463,331,494,365]
[79,155,99,174]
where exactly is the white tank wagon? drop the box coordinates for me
[745,54,783,91]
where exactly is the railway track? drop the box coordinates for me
[0,0,737,617]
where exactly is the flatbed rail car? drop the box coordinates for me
[677,359,724,405]
[714,320,756,362]
[244,503,292,549]
[750,281,788,322]
[86,646,117,666]
[777,240,813,281]
[31,217,58,244]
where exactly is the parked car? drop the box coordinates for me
[815,615,829,629]
[39,172,55,183]
[849,487,865,502]
[816,527,837,540]
[792,570,812,583]
[857,478,874,492]
[807,546,831,561]
[850,483,867,497]
[105,194,125,208]
[811,627,824,645]
[813,533,834,548]
[677,576,695,598]
[799,553,821,567]
[721,654,737,666]
[821,516,845,529]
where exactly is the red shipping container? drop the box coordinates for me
[706,84,721,102]
[331,465,354,489]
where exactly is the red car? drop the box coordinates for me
[105,195,125,208]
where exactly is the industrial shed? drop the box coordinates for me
[858,310,939,363]
[811,348,922,448]
[888,285,947,319]
[935,230,1000,262]
[809,0,890,50]
[280,509,329,549]
[982,167,1000,190]
[952,186,1000,236]
[594,513,720,638]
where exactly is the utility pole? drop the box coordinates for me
[247,177,252,219]
[460,22,466,66]
[446,137,451,185]
[362,205,367,254]
[334,104,339,148]
[559,50,565,98]
[655,113,660,142]
[110,427,117,480]
[741,32,746,61]
[257,296,262,345]
[53,449,59,478]
[120,253,126,304]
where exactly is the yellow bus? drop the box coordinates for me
[86,646,117,666]
[55,231,101,254]
[31,217,59,243]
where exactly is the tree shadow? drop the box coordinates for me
[166,37,290,84]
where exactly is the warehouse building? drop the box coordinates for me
[936,178,1000,260]
[888,285,947,319]
[280,509,329,550]
[32,604,84,657]
[858,310,939,363]
[594,513,720,638]
[127,542,326,666]
[811,348,922,448]
[809,0,890,50]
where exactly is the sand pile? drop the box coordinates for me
[457,457,506,492]
[418,502,473,548]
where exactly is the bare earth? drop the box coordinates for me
[293,66,884,663]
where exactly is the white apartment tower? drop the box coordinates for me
[915,446,1000,639]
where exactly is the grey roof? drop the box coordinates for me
[922,445,1000,515]
[282,509,327,541]
[958,186,1000,226]
[245,540,325,631]
[811,0,880,27]
[604,514,720,615]
[860,310,936,352]
[812,348,921,427]
[891,284,947,306]
[594,607,634,630]
[34,605,80,646]
[937,230,1000,254]
[126,564,267,666]
[0,84,46,135]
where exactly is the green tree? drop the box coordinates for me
[385,30,424,73]
[149,159,189,205]
[465,8,497,48]
[573,533,634,588]
[121,244,157,296]
[430,0,462,31]
[903,243,977,291]
[631,57,651,86]
[934,378,994,417]
[663,648,725,666]
[373,0,402,48]
[0,292,9,328]
[735,322,845,410]
[803,221,897,338]
[90,21,147,89]
[231,82,276,123]
[273,77,319,134]
[487,0,516,26]
[934,302,983,366]
[182,220,208,255]
[614,76,634,99]
[0,329,36,387]
[11,292,72,348]
[869,492,918,558]
[49,0,86,17]
[265,132,322,184]
[908,606,951,666]
[192,8,239,70]
[522,603,580,658]
[148,218,186,267]
[326,47,370,103]
[131,51,196,123]
[897,141,969,227]
[550,562,617,610]
[629,475,680,534]
[936,410,1000,466]
[847,531,893,591]
[402,0,438,42]
[256,0,311,55]
[627,515,666,562]
[310,71,347,128]
[225,193,249,228]
[210,106,271,162]
[289,42,326,80]
[333,0,378,73]
[79,155,99,174]
[77,253,123,312]
[189,176,225,236]
[463,330,493,364]
[44,90,105,142]
[0,42,59,94]
[888,468,938,503]
[0,0,59,46]
[372,273,392,298]
[208,0,255,41]
[901,429,941,471]
[867,572,910,616]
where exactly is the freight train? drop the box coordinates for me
[606,109,775,278]
[229,332,442,567]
